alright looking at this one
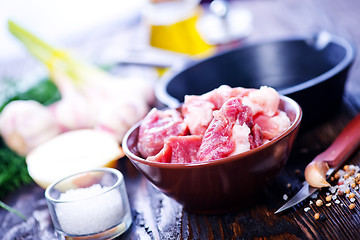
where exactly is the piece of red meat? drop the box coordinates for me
[147,135,203,163]
[241,86,280,117]
[181,86,255,136]
[253,111,290,140]
[249,124,263,149]
[202,85,255,109]
[137,108,188,158]
[197,97,255,162]
[182,96,215,136]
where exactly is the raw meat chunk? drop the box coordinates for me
[137,85,290,164]
[242,86,280,116]
[181,85,255,136]
[147,135,203,163]
[201,85,234,109]
[253,111,291,140]
[249,124,263,149]
[201,85,254,109]
[137,108,188,158]
[229,124,251,156]
[197,97,255,162]
[182,96,215,135]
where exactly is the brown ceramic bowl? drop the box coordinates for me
[122,95,302,214]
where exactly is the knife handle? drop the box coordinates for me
[313,113,360,167]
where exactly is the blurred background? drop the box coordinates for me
[1,0,359,105]
[0,0,144,60]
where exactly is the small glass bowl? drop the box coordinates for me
[45,168,132,240]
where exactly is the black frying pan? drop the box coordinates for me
[155,32,355,129]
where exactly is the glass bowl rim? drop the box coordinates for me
[44,167,124,204]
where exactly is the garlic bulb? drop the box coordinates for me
[0,100,61,156]
[3,21,155,154]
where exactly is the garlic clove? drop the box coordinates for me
[95,97,149,142]
[304,160,331,188]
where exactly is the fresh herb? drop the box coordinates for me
[0,139,32,199]
[0,77,60,111]
[0,200,26,220]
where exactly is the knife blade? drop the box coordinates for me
[274,183,316,214]
[275,113,360,214]
[275,166,337,214]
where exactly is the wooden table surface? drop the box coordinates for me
[1,0,360,239]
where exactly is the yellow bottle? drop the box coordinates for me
[145,0,214,58]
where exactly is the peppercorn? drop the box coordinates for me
[316,199,323,207]
[349,203,356,210]
[355,173,360,183]
[344,173,350,180]
[314,213,320,220]
[325,195,332,202]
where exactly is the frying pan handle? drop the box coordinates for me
[313,113,360,167]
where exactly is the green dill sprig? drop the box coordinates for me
[0,200,26,220]
[0,139,33,199]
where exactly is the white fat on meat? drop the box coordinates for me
[182,96,215,135]
[229,123,251,156]
[242,86,279,117]
[254,111,291,140]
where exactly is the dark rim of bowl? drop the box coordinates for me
[155,32,356,108]
[122,95,302,169]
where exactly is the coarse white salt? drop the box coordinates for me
[335,200,341,204]
[309,200,313,205]
[329,186,337,194]
[338,184,348,194]
[56,184,124,236]
[350,165,359,171]
[59,184,110,201]
[283,194,288,201]
[332,195,337,200]
[346,178,353,184]
[337,170,346,177]
[311,192,318,199]
[304,207,311,212]
[350,198,356,203]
